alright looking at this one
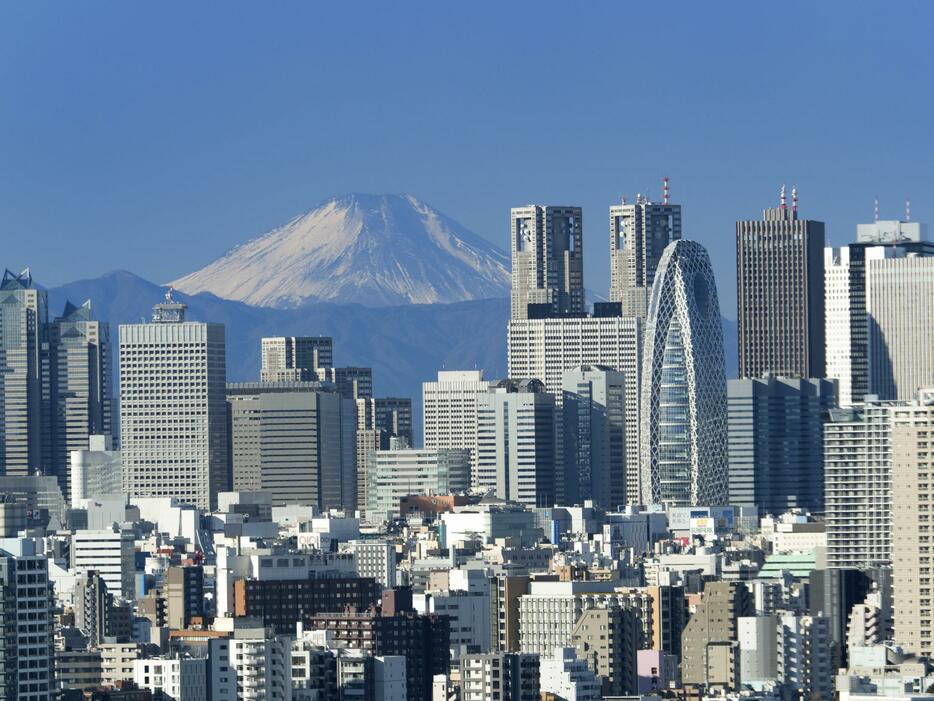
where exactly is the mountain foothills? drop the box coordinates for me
[170,193,511,308]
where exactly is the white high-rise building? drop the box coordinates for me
[118,291,228,510]
[70,435,122,507]
[367,446,470,520]
[538,648,602,701]
[507,315,641,503]
[824,398,898,569]
[510,206,584,320]
[72,528,135,600]
[640,240,728,507]
[260,336,333,382]
[211,621,293,701]
[133,656,208,701]
[346,539,396,588]
[423,370,495,481]
[476,380,556,508]
[866,250,934,400]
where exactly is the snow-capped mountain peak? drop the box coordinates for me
[170,193,510,308]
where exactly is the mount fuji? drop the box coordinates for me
[170,193,511,308]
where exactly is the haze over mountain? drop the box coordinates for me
[170,193,511,308]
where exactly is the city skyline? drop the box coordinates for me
[3,3,934,317]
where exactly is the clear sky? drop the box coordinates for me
[2,2,931,315]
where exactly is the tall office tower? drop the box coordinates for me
[119,292,228,510]
[355,396,413,511]
[461,652,540,701]
[510,205,584,320]
[727,376,837,514]
[227,382,357,510]
[823,398,900,569]
[736,191,825,379]
[475,379,556,507]
[423,370,495,481]
[70,435,122,507]
[508,315,641,502]
[260,336,333,382]
[0,539,54,701]
[316,365,373,400]
[866,250,934,400]
[890,389,934,656]
[72,528,136,600]
[74,570,112,647]
[640,240,728,507]
[0,268,50,477]
[373,397,413,445]
[824,218,932,407]
[680,581,753,689]
[562,365,626,509]
[49,301,111,500]
[609,190,682,319]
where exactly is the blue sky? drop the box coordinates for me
[2,2,931,315]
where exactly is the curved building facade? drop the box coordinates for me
[640,240,727,506]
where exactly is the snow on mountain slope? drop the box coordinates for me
[170,193,510,308]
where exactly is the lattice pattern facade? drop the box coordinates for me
[640,240,727,506]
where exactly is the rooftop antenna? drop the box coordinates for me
[906,198,911,221]
[792,185,798,214]
[620,195,627,206]
[780,184,787,211]
[874,197,880,222]
[663,176,670,206]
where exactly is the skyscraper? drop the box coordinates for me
[824,218,931,406]
[609,189,682,320]
[510,206,583,320]
[640,239,728,507]
[562,365,626,509]
[49,300,111,499]
[227,381,357,510]
[260,336,333,382]
[475,379,556,507]
[423,370,496,482]
[0,268,49,476]
[866,250,934,400]
[119,291,229,510]
[507,315,641,503]
[736,190,825,379]
[890,389,934,656]
[727,376,837,514]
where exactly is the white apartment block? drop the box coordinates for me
[866,251,934,401]
[538,647,602,701]
[825,246,865,407]
[423,370,495,481]
[507,316,641,503]
[133,656,208,701]
[119,294,228,510]
[72,528,135,600]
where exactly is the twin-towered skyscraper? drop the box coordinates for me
[508,184,728,508]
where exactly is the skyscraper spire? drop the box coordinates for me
[780,184,787,211]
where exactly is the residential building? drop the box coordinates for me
[571,606,641,695]
[227,381,357,510]
[538,647,601,701]
[510,205,584,320]
[165,565,204,631]
[54,649,102,692]
[133,656,207,701]
[609,192,682,320]
[74,570,113,647]
[728,376,837,514]
[776,613,835,701]
[99,642,144,688]
[475,379,556,508]
[562,365,626,509]
[348,540,396,588]
[260,336,333,382]
[640,239,728,507]
[736,193,825,379]
[680,581,752,689]
[890,389,934,656]
[460,652,540,701]
[119,291,228,510]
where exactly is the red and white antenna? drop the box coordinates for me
[780,184,786,211]
[906,198,911,221]
[792,185,798,214]
[662,176,670,206]
[874,197,880,222]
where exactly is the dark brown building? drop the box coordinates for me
[233,576,381,633]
